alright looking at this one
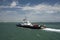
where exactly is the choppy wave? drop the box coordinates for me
[42,28,60,33]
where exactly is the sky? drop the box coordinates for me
[0,0,60,22]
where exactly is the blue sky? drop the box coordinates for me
[0,0,60,22]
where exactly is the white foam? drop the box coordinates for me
[42,28,60,33]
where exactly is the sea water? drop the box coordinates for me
[0,22,60,40]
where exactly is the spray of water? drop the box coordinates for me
[42,28,60,33]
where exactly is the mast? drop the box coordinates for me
[23,16,27,22]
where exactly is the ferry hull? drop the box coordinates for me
[16,24,44,29]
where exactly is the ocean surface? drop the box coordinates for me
[0,22,60,40]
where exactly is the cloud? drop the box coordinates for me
[0,1,20,8]
[20,4,60,22]
[0,2,60,22]
[10,1,17,7]
[0,10,25,22]
[21,4,60,12]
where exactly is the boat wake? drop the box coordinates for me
[42,28,60,33]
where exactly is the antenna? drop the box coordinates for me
[23,16,27,21]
